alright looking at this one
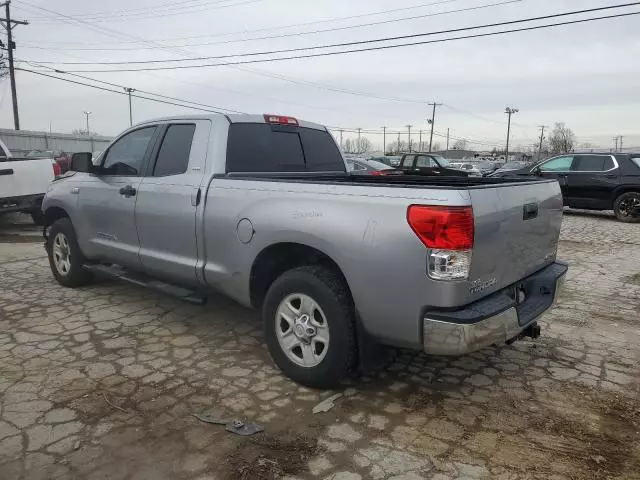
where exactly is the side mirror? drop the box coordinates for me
[71,152,93,173]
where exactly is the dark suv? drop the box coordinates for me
[493,153,640,222]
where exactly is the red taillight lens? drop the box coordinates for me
[52,161,61,177]
[263,114,299,125]
[371,170,388,176]
[407,205,474,250]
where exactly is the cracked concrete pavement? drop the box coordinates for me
[0,211,639,480]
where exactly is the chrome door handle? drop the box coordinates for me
[119,185,136,197]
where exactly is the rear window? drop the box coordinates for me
[226,123,345,173]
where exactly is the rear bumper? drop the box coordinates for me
[423,261,568,356]
[0,194,44,214]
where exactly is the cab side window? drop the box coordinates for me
[539,156,573,172]
[102,127,156,176]
[401,155,415,168]
[573,155,614,172]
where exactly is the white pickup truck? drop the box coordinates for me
[0,139,58,224]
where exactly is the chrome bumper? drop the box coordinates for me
[423,263,567,356]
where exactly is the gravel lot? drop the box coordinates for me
[0,211,639,480]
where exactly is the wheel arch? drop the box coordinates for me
[249,242,352,310]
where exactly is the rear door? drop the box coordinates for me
[567,154,618,209]
[75,126,158,267]
[135,120,209,285]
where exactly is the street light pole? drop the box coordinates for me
[504,106,519,161]
[381,126,386,155]
[406,125,412,152]
[427,102,442,152]
[83,111,91,135]
[124,87,135,126]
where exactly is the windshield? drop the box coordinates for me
[26,150,54,158]
[501,161,527,170]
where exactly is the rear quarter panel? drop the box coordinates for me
[203,178,471,348]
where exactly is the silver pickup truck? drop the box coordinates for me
[42,114,567,388]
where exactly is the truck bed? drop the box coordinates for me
[224,172,544,189]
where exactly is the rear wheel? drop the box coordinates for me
[613,192,640,223]
[262,266,356,389]
[46,218,93,287]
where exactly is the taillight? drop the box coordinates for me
[407,205,474,280]
[407,205,474,250]
[263,114,298,126]
[371,170,388,176]
[51,161,61,178]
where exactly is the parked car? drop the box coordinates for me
[450,162,482,176]
[42,113,567,388]
[1,140,57,224]
[27,149,73,173]
[469,160,498,176]
[346,158,395,175]
[398,153,469,177]
[489,161,529,176]
[492,153,640,222]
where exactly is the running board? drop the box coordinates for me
[83,264,207,305]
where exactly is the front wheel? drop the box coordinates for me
[613,192,640,223]
[262,266,356,389]
[46,218,93,287]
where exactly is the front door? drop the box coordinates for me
[135,121,209,285]
[536,155,574,202]
[566,154,619,209]
[76,126,158,267]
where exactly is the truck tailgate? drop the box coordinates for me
[468,180,563,297]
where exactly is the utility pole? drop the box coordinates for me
[427,102,442,152]
[418,130,423,152]
[613,137,619,152]
[1,2,28,130]
[445,128,450,158]
[124,87,135,126]
[381,126,386,155]
[619,136,623,152]
[357,128,362,151]
[406,125,412,152]
[504,106,519,161]
[537,125,546,161]
[83,111,91,136]
[397,131,401,154]
[339,129,343,150]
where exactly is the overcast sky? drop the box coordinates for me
[2,0,639,151]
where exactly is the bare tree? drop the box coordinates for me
[387,140,407,155]
[452,139,468,150]
[548,122,576,154]
[343,137,372,155]
[0,51,7,80]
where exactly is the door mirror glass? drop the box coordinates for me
[70,152,93,172]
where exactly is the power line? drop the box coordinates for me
[53,10,640,72]
[28,3,640,66]
[18,0,268,23]
[16,0,466,45]
[20,0,524,51]
[15,67,245,114]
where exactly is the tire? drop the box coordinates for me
[46,218,93,287]
[30,209,44,226]
[613,192,640,223]
[262,266,356,389]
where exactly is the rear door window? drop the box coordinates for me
[573,155,607,172]
[153,124,196,176]
[632,157,640,169]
